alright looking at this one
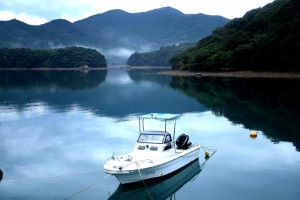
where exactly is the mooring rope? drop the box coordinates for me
[63,174,109,200]
[3,168,102,182]
[2,167,109,199]
[136,162,154,200]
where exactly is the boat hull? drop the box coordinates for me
[110,146,200,184]
[108,158,201,199]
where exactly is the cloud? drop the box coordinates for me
[0,0,90,23]
[105,48,135,59]
[0,10,47,25]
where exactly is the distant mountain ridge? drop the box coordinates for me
[0,7,229,64]
[74,7,228,48]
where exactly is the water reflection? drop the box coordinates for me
[0,70,107,90]
[0,70,108,114]
[170,76,300,151]
[127,68,172,86]
[1,69,300,199]
[0,69,206,117]
[108,158,202,200]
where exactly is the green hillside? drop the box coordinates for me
[0,7,228,50]
[171,0,300,72]
[0,47,107,68]
[126,43,195,66]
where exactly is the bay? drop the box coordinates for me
[0,68,299,200]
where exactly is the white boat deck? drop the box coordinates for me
[103,113,201,184]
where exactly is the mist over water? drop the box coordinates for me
[100,43,161,65]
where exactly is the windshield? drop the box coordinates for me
[138,134,165,144]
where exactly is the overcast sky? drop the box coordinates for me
[0,0,275,25]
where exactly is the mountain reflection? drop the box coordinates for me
[127,68,172,86]
[0,70,107,90]
[0,69,206,117]
[3,69,299,151]
[170,76,300,151]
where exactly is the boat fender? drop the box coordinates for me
[176,134,189,149]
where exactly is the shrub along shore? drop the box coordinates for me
[1,65,299,79]
[158,70,300,79]
[0,67,107,71]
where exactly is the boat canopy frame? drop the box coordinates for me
[138,113,182,139]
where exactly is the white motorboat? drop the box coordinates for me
[104,113,201,184]
[108,158,202,199]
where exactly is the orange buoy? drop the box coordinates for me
[250,131,257,139]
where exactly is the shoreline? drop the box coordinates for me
[158,70,300,79]
[0,66,170,71]
[1,66,300,79]
[0,67,108,71]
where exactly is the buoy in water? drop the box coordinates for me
[250,131,257,139]
[204,150,210,157]
[204,150,210,160]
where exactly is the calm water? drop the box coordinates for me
[0,68,300,200]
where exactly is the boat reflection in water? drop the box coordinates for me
[108,158,202,200]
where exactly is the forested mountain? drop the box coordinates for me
[126,43,195,66]
[74,7,228,49]
[0,47,107,68]
[171,0,300,72]
[0,7,228,52]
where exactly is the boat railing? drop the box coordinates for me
[132,159,153,169]
[138,113,183,138]
[135,159,153,165]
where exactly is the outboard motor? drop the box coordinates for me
[176,134,192,149]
